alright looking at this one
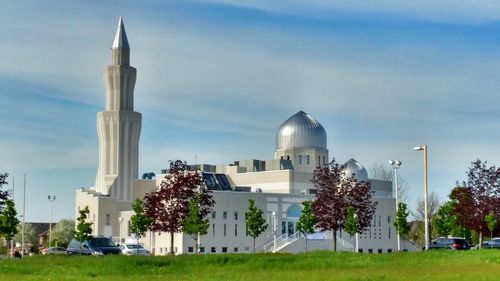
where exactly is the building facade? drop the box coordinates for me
[75,18,414,255]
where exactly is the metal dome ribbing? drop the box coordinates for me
[344,158,368,181]
[276,111,327,150]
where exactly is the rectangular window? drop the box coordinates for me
[224,224,227,236]
[234,212,238,220]
[200,247,205,253]
[223,211,227,220]
[378,249,383,254]
[368,249,373,254]
[212,224,216,236]
[188,247,194,253]
[388,249,392,253]
[387,216,391,224]
[105,214,111,225]
[235,224,238,236]
[379,216,381,227]
[306,155,311,165]
[286,155,290,160]
[298,156,303,165]
[318,156,321,167]
[222,247,228,253]
[358,248,363,253]
[388,227,391,239]
[128,221,131,236]
[323,156,326,165]
[234,247,239,253]
[282,221,286,234]
[211,247,216,253]
[212,211,216,219]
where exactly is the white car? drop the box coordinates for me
[119,244,150,256]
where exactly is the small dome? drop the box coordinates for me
[276,111,327,150]
[344,158,368,181]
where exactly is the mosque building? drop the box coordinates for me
[75,18,414,254]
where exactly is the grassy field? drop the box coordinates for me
[0,250,499,281]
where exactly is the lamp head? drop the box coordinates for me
[413,146,424,151]
[389,160,395,165]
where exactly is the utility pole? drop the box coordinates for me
[21,174,26,258]
[48,195,56,247]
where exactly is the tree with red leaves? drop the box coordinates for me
[143,160,214,255]
[311,158,377,252]
[450,160,500,247]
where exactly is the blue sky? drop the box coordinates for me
[2,0,500,222]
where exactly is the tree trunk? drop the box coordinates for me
[194,234,199,255]
[491,231,494,249]
[253,238,256,254]
[170,231,175,255]
[305,236,308,253]
[333,230,337,252]
[479,231,483,249]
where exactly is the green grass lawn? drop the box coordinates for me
[0,250,499,281]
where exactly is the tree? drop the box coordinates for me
[74,206,93,254]
[394,202,410,251]
[0,200,19,257]
[369,163,409,201]
[0,173,10,212]
[144,160,214,255]
[343,206,358,253]
[450,160,500,247]
[412,192,440,243]
[13,223,37,247]
[182,195,210,254]
[433,202,456,242]
[51,219,75,247]
[130,199,151,245]
[296,200,317,253]
[312,158,377,252]
[245,199,268,254]
[485,211,497,248]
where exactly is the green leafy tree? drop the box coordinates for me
[485,211,497,248]
[51,219,75,247]
[394,202,410,251]
[13,223,37,248]
[296,200,317,252]
[74,206,93,254]
[0,200,20,257]
[344,206,358,252]
[182,195,210,254]
[433,202,455,240]
[245,199,268,253]
[130,199,151,245]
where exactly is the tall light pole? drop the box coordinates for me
[118,216,124,244]
[354,213,359,253]
[21,174,26,258]
[414,145,429,250]
[389,160,402,251]
[48,195,56,248]
[272,211,277,253]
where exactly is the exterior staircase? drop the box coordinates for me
[263,232,301,253]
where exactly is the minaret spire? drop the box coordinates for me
[95,18,141,202]
[112,17,130,49]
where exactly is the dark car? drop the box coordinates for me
[67,237,121,255]
[428,237,470,250]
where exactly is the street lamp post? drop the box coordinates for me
[389,160,402,251]
[354,213,359,253]
[48,195,56,248]
[414,145,429,250]
[118,217,124,244]
[272,211,277,253]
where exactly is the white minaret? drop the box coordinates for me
[95,18,141,202]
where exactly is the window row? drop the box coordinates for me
[211,211,239,220]
[187,246,250,254]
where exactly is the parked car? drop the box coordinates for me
[67,236,121,255]
[119,244,150,256]
[428,237,470,250]
[475,238,500,249]
[42,247,67,255]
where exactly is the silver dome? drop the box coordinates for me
[344,158,368,181]
[276,111,327,150]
